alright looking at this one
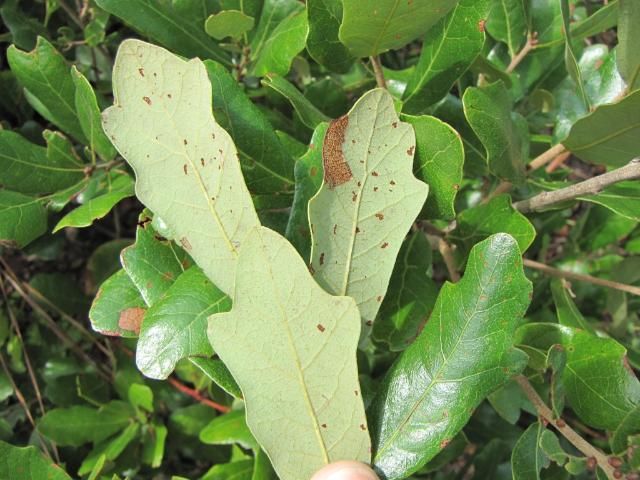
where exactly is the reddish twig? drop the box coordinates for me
[167,377,230,413]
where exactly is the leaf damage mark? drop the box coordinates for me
[142,96,152,105]
[323,115,353,188]
[317,323,326,332]
[180,237,192,251]
[118,307,146,334]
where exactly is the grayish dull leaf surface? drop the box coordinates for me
[102,39,260,295]
[308,89,428,334]
[209,226,370,480]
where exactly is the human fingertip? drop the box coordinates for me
[310,460,380,480]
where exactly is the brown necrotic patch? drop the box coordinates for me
[322,115,352,188]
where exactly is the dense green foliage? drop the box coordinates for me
[0,1,639,479]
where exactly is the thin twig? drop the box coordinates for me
[506,33,538,74]
[0,279,46,417]
[167,377,231,413]
[528,143,568,171]
[515,376,619,480]
[545,150,572,173]
[0,352,59,462]
[513,159,640,213]
[484,181,513,203]
[1,273,111,381]
[370,56,387,89]
[522,258,640,296]
[438,238,460,282]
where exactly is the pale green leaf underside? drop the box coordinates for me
[308,89,428,333]
[102,39,259,294]
[209,226,370,480]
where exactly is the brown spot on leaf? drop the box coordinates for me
[354,390,359,396]
[352,192,358,202]
[407,145,415,156]
[365,320,373,326]
[118,307,146,334]
[323,115,352,188]
[143,96,152,105]
[310,166,318,177]
[162,271,174,281]
[201,157,205,166]
[360,424,367,431]
[440,439,450,449]
[319,253,325,265]
[317,324,326,332]
[372,171,379,177]
[355,227,360,234]
[381,242,389,249]
[333,224,337,235]
[392,122,398,128]
[167,93,172,99]
[183,164,188,175]
[309,263,315,275]
[373,186,379,192]
[375,213,384,220]
[138,67,145,77]
[390,180,396,185]
[180,237,192,251]
[377,296,382,302]
[478,19,486,32]
[321,423,327,428]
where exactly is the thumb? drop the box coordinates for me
[310,461,380,480]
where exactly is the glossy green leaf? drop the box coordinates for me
[137,267,230,379]
[553,46,626,142]
[433,94,488,177]
[306,0,354,73]
[0,190,47,248]
[200,410,258,450]
[402,0,490,114]
[38,401,135,447]
[618,0,640,89]
[71,67,117,161]
[579,181,640,222]
[143,422,167,468]
[285,122,327,257]
[511,422,547,480]
[53,172,134,232]
[250,0,302,66]
[202,460,254,480]
[563,90,640,167]
[463,81,528,182]
[0,441,72,480]
[450,194,536,256]
[611,405,640,454]
[190,357,242,399]
[262,74,329,129]
[78,423,139,476]
[0,130,83,195]
[204,60,295,194]
[95,0,230,64]
[208,227,370,480]
[372,232,438,351]
[370,234,532,479]
[402,114,464,220]
[561,0,590,109]
[339,0,458,57]
[309,89,428,333]
[251,10,308,77]
[121,219,189,306]
[516,323,640,431]
[7,37,86,142]
[89,269,146,338]
[205,10,255,40]
[536,1,619,48]
[486,0,527,56]
[103,40,260,295]
[550,279,592,331]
